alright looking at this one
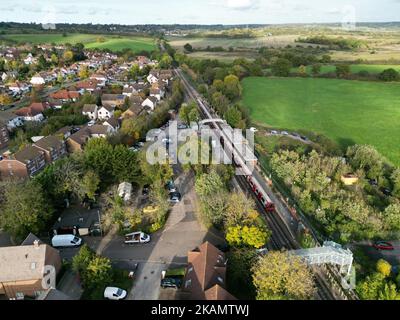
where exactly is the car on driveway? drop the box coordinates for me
[169,192,182,203]
[161,278,182,289]
[104,287,127,300]
[166,180,177,193]
[373,241,394,251]
[142,184,150,197]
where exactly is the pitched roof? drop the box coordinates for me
[34,135,64,151]
[0,239,60,282]
[103,117,119,129]
[50,90,79,100]
[101,94,124,102]
[13,145,44,163]
[82,104,98,113]
[185,242,235,300]
[99,105,115,112]
[204,284,237,300]
[14,102,48,117]
[88,125,110,135]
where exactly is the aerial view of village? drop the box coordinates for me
[0,0,400,314]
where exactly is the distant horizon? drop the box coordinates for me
[1,21,400,27]
[1,1,399,25]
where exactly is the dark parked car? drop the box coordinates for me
[161,278,182,289]
[373,241,394,251]
[169,192,182,203]
[142,185,150,197]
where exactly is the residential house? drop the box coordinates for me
[142,96,158,111]
[122,104,143,119]
[183,242,236,300]
[0,112,24,130]
[147,70,159,84]
[49,89,80,103]
[66,125,113,153]
[0,234,61,300]
[130,94,144,106]
[33,135,67,163]
[24,53,36,65]
[54,126,73,140]
[103,117,120,132]
[97,105,115,120]
[30,74,46,86]
[14,102,49,122]
[82,104,98,120]
[0,121,10,149]
[76,79,99,93]
[90,73,108,87]
[8,82,30,95]
[150,87,165,101]
[0,145,46,179]
[101,94,125,108]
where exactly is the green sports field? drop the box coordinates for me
[1,33,156,52]
[242,77,400,165]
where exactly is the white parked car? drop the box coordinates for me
[249,127,258,133]
[88,120,96,127]
[104,287,127,300]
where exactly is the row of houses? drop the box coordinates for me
[0,237,235,300]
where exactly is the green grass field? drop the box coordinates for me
[1,33,156,52]
[242,77,400,165]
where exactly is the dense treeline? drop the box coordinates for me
[269,146,400,242]
[296,36,366,50]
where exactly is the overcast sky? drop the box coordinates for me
[0,0,399,25]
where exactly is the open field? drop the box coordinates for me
[242,77,400,165]
[186,51,258,62]
[1,33,156,52]
[168,35,300,50]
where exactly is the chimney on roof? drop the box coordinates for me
[33,240,40,248]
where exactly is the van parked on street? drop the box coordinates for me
[51,234,82,248]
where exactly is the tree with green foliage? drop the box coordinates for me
[346,145,385,180]
[252,251,316,300]
[311,64,321,76]
[223,74,242,100]
[335,64,351,78]
[0,180,54,240]
[224,106,244,129]
[184,43,193,52]
[179,101,199,125]
[271,58,292,77]
[379,68,400,82]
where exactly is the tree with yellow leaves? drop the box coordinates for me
[376,259,392,277]
[252,251,316,300]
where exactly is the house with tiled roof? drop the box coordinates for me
[33,135,67,163]
[14,102,50,122]
[0,234,61,299]
[183,242,236,301]
[97,104,115,120]
[82,104,98,120]
[49,89,80,102]
[0,145,46,179]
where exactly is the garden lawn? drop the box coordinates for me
[242,77,400,165]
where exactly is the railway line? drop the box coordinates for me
[174,67,353,300]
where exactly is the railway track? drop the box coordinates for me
[174,67,352,300]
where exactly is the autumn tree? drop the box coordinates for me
[376,259,392,277]
[226,225,270,249]
[252,251,316,300]
[223,74,242,100]
[0,179,54,240]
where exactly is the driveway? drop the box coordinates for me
[100,168,224,300]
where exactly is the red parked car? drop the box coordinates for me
[373,241,395,251]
